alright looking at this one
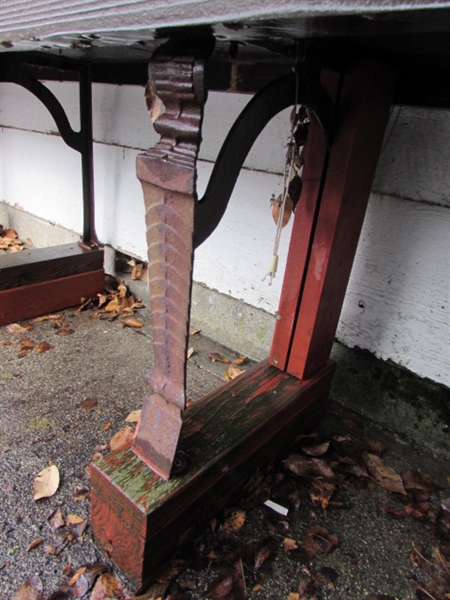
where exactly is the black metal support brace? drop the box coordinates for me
[0,57,100,248]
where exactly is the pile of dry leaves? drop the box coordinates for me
[134,411,450,600]
[0,225,32,253]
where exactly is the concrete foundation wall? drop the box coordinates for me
[1,81,449,387]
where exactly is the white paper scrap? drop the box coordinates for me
[264,499,289,516]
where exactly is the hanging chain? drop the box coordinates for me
[264,66,310,285]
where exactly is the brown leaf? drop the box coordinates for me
[254,536,278,570]
[56,327,75,336]
[73,487,90,501]
[12,575,43,600]
[125,409,141,423]
[401,469,435,493]
[26,538,44,551]
[6,322,33,334]
[271,194,293,228]
[380,505,405,519]
[187,347,194,359]
[204,573,234,599]
[283,537,298,552]
[303,524,339,556]
[90,571,132,600]
[66,514,88,538]
[208,352,229,364]
[19,336,35,348]
[223,509,246,535]
[69,567,87,586]
[189,327,200,335]
[5,228,18,239]
[80,397,98,410]
[110,427,134,450]
[364,437,386,456]
[309,479,336,511]
[283,454,335,480]
[33,464,60,500]
[120,318,144,329]
[301,439,330,457]
[363,452,406,495]
[48,507,65,529]
[224,364,244,381]
[36,341,53,354]
[232,355,247,366]
[103,422,111,431]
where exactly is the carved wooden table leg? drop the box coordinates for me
[131,37,214,479]
[90,58,396,591]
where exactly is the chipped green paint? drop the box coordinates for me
[94,360,332,513]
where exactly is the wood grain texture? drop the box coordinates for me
[0,268,104,326]
[91,358,335,589]
[281,61,397,380]
[0,244,103,290]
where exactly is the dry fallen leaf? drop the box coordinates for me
[208,352,229,364]
[204,573,234,600]
[189,327,200,335]
[12,575,43,600]
[303,524,339,556]
[125,409,141,423]
[120,318,144,329]
[66,513,88,538]
[35,341,53,354]
[223,509,246,535]
[363,452,406,495]
[33,464,60,501]
[224,364,244,381]
[48,507,65,529]
[80,397,98,410]
[6,323,29,334]
[283,454,335,480]
[73,487,90,501]
[283,537,298,552]
[110,427,134,450]
[26,538,44,552]
[187,347,194,359]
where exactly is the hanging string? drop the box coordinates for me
[263,66,300,286]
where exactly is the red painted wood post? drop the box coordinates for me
[271,60,396,380]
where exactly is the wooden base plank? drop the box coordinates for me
[90,359,335,590]
[0,244,104,290]
[0,268,104,325]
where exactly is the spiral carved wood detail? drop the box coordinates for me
[133,37,213,478]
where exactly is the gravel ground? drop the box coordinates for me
[1,305,449,600]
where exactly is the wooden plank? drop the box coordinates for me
[90,359,335,590]
[0,244,103,290]
[269,70,340,370]
[272,61,397,380]
[0,268,104,325]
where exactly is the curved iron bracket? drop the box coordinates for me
[194,69,334,248]
[1,64,81,151]
[1,60,99,247]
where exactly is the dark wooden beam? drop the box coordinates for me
[0,243,103,290]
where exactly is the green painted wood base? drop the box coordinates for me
[90,359,335,590]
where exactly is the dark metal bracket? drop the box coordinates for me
[1,59,100,248]
[194,66,334,247]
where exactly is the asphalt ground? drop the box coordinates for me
[1,304,449,600]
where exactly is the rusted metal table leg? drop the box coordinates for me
[90,59,396,591]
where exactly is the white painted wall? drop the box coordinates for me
[0,81,449,386]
